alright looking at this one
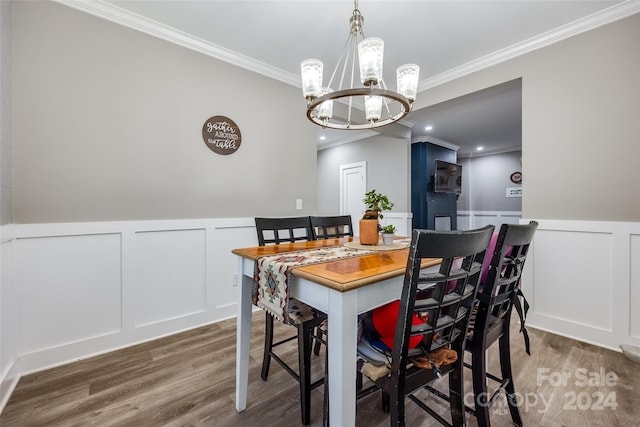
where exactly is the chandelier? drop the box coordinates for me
[300,0,419,130]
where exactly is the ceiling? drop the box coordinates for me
[66,0,636,155]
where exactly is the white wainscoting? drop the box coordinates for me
[457,210,522,231]
[2,213,415,383]
[379,212,412,237]
[0,225,19,412]
[7,218,257,379]
[521,219,640,352]
[3,216,638,411]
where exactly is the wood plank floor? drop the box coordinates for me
[2,311,639,426]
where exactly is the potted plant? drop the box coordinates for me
[360,189,395,245]
[380,224,396,246]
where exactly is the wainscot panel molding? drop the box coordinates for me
[9,218,257,378]
[457,210,522,231]
[379,212,412,238]
[520,219,640,352]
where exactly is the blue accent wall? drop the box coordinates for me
[411,142,458,230]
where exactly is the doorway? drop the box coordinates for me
[340,161,367,236]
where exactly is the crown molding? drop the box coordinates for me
[418,0,640,91]
[54,0,639,93]
[411,136,460,152]
[457,146,522,159]
[52,0,300,87]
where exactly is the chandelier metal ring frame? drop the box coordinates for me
[306,88,411,130]
[300,0,419,130]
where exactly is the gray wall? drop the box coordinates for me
[317,134,411,215]
[0,0,12,401]
[12,1,317,223]
[0,0,11,226]
[412,13,640,222]
[11,3,640,225]
[457,151,522,212]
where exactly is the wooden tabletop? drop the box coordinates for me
[232,237,441,292]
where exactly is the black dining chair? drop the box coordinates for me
[327,225,494,426]
[463,221,538,427]
[309,215,354,240]
[255,216,315,246]
[254,217,326,426]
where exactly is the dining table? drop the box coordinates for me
[232,236,441,426]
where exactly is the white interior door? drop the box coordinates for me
[340,162,367,236]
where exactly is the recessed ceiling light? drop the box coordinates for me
[477,146,484,151]
[320,135,326,140]
[425,125,433,131]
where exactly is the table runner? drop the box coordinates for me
[252,245,375,324]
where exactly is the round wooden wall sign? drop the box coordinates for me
[202,116,242,155]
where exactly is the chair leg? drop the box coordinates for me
[448,342,466,426]
[381,391,390,413]
[472,347,491,427]
[313,326,323,356]
[323,342,329,427]
[261,312,274,381]
[499,331,523,427]
[298,321,314,425]
[388,385,405,427]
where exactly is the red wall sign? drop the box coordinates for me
[202,116,242,155]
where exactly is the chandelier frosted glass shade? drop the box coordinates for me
[316,88,334,120]
[365,95,382,121]
[300,59,323,99]
[358,37,384,86]
[301,1,419,130]
[397,64,420,101]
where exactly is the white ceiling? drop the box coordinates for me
[63,0,638,155]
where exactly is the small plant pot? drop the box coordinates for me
[359,219,379,245]
[382,233,394,246]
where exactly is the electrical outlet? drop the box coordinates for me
[296,199,303,210]
[233,274,238,287]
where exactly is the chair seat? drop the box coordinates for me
[466,306,505,341]
[280,301,327,360]
[286,298,324,325]
[358,339,459,385]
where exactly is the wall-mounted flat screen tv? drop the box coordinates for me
[434,160,462,194]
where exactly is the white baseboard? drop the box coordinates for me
[0,358,20,415]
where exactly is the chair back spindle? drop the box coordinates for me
[255,217,314,246]
[309,215,354,240]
